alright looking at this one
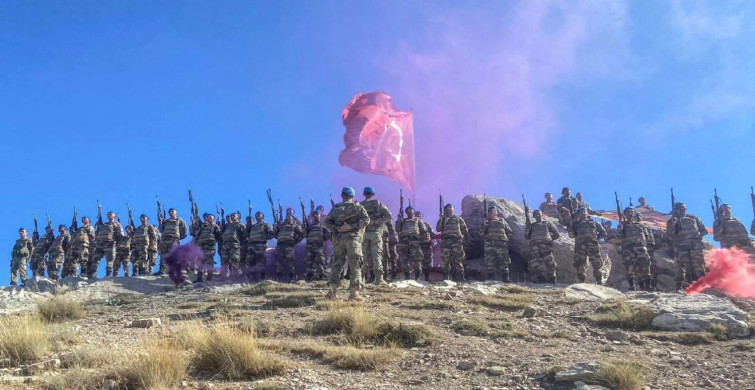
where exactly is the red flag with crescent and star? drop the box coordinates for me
[339,91,416,194]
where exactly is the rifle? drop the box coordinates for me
[70,206,78,232]
[126,203,135,228]
[220,203,226,228]
[299,197,309,230]
[278,200,283,224]
[439,191,445,230]
[399,189,404,220]
[482,194,487,219]
[629,197,634,207]
[188,190,200,226]
[522,194,530,226]
[329,194,335,208]
[156,195,165,223]
[614,192,623,225]
[46,213,52,230]
[32,214,39,241]
[310,199,315,216]
[710,199,717,221]
[248,200,253,219]
[266,189,279,224]
[670,188,676,215]
[713,188,722,218]
[751,186,755,220]
[96,199,103,225]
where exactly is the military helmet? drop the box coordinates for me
[405,206,415,212]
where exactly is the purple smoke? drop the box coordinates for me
[165,241,204,285]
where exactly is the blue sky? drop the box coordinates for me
[1,1,753,283]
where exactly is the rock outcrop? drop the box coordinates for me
[649,294,751,338]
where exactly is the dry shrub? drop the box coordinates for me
[468,294,535,311]
[400,299,459,311]
[47,323,79,352]
[118,344,190,390]
[36,296,85,323]
[45,366,105,390]
[375,322,434,347]
[588,301,654,331]
[498,285,531,294]
[593,361,644,390]
[260,339,399,371]
[242,281,296,297]
[452,319,490,336]
[707,323,729,340]
[60,346,111,369]
[0,315,49,365]
[237,316,275,337]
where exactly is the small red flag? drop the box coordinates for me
[339,91,416,194]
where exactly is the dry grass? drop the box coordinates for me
[237,316,275,337]
[642,331,714,345]
[259,339,399,371]
[242,281,297,297]
[60,346,112,369]
[452,319,490,336]
[0,315,49,365]
[117,344,190,390]
[467,294,535,311]
[263,292,318,308]
[707,323,729,340]
[36,296,85,323]
[400,299,459,311]
[45,366,105,390]
[593,361,644,390]
[174,321,288,379]
[498,285,532,294]
[588,301,654,331]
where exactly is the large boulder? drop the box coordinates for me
[564,283,626,301]
[649,294,751,338]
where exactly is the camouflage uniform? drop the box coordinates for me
[157,218,187,274]
[148,226,160,273]
[672,214,707,287]
[220,220,246,277]
[89,220,124,278]
[113,228,132,277]
[436,215,468,280]
[360,199,392,282]
[131,223,157,275]
[10,236,33,285]
[323,201,370,296]
[275,220,303,280]
[305,221,331,281]
[617,221,652,290]
[30,232,53,277]
[47,232,70,281]
[713,217,754,252]
[65,224,94,277]
[246,220,274,279]
[396,217,426,279]
[556,195,579,226]
[194,222,222,281]
[525,219,560,283]
[641,223,658,289]
[481,216,513,281]
[571,219,606,283]
[539,201,559,219]
[419,219,435,280]
[385,222,399,277]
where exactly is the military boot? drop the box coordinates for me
[391,270,397,280]
[288,273,297,283]
[193,273,205,283]
[325,285,337,300]
[486,272,495,281]
[441,270,449,281]
[348,289,365,302]
[627,278,635,291]
[306,272,314,282]
[644,278,654,292]
[105,270,112,278]
[546,274,557,284]
[595,275,603,285]
[423,270,430,281]
[577,274,586,283]
[369,271,376,284]
[374,273,389,287]
[404,271,410,280]
[414,270,421,281]
[501,271,510,283]
[276,272,283,282]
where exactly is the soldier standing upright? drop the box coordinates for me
[246,211,275,281]
[481,207,513,282]
[274,214,303,282]
[193,213,222,282]
[113,225,132,277]
[131,215,157,276]
[385,221,399,280]
[396,207,426,281]
[539,193,559,219]
[557,187,579,224]
[436,204,469,282]
[90,211,124,278]
[220,213,246,278]
[416,211,435,281]
[46,225,70,281]
[617,208,652,291]
[671,203,708,289]
[65,216,95,278]
[570,207,607,284]
[323,187,370,301]
[713,204,754,253]
[30,226,54,277]
[635,212,658,290]
[10,228,34,286]
[305,210,331,281]
[360,187,392,286]
[525,210,560,283]
[156,208,187,275]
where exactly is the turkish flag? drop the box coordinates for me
[339,91,416,194]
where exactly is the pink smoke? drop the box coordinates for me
[686,248,755,298]
[165,241,204,285]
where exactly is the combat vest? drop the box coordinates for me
[718,218,749,241]
[574,220,599,239]
[483,218,510,242]
[361,199,386,232]
[222,222,244,245]
[132,225,153,246]
[12,238,32,257]
[197,223,220,245]
[277,223,300,245]
[96,221,121,242]
[307,224,327,244]
[161,219,183,240]
[419,221,432,244]
[48,233,70,255]
[620,222,646,246]
[539,201,559,217]
[440,216,465,240]
[398,218,422,241]
[71,225,94,246]
[248,222,273,243]
[116,233,131,249]
[528,221,554,242]
[676,215,702,244]
[32,235,53,257]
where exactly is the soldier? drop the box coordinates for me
[285,207,302,226]
[246,211,275,281]
[323,187,370,301]
[46,225,70,281]
[481,206,513,282]
[396,207,426,281]
[602,220,619,244]
[64,216,95,277]
[570,207,607,284]
[131,215,157,276]
[156,208,188,275]
[147,224,160,274]
[557,187,579,218]
[10,228,34,286]
[241,215,252,270]
[436,204,469,282]
[89,211,124,278]
[576,192,601,216]
[30,226,54,277]
[385,221,399,280]
[635,212,658,290]
[524,210,560,283]
[193,213,222,282]
[637,196,653,211]
[617,208,652,291]
[220,212,246,278]
[664,203,681,260]
[360,187,392,286]
[416,211,435,281]
[305,210,331,281]
[713,204,754,252]
[539,192,559,219]
[274,213,303,282]
[671,203,708,289]
[112,225,132,277]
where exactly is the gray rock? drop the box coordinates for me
[554,363,600,382]
[649,294,750,338]
[485,366,506,376]
[522,305,540,318]
[129,318,162,328]
[23,277,58,293]
[604,330,629,342]
[564,283,625,301]
[24,358,60,375]
[457,361,476,371]
[575,381,610,390]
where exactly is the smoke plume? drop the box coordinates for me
[686,248,755,298]
[165,241,204,285]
